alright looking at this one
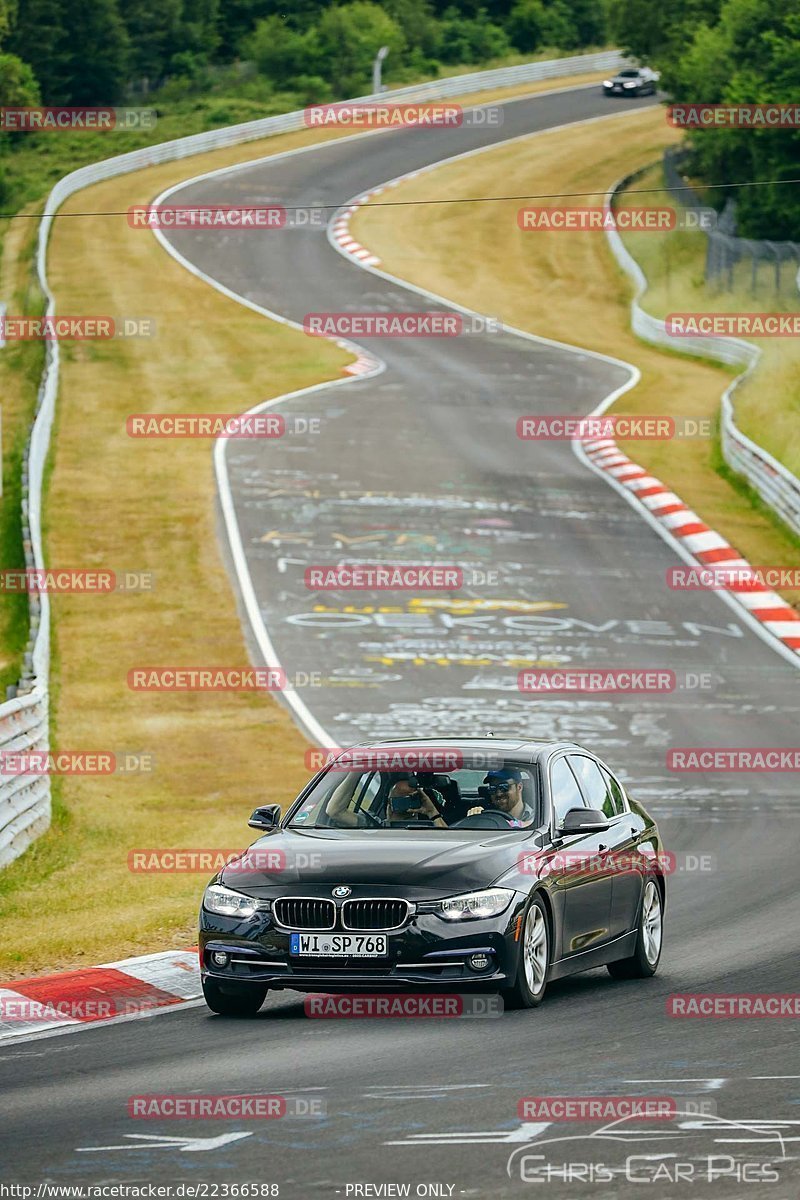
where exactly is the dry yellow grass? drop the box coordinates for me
[0,73,616,979]
[354,105,800,603]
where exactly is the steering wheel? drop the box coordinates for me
[450,808,514,829]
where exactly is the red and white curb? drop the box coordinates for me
[342,347,378,376]
[331,195,382,266]
[0,948,200,1040]
[580,438,800,655]
[330,188,391,377]
[331,175,424,270]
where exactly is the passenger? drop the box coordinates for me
[387,772,447,828]
[325,771,446,828]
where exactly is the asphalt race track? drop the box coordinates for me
[1,83,799,1198]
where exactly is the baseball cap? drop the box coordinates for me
[483,767,523,785]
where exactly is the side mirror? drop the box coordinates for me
[559,807,610,835]
[248,803,282,830]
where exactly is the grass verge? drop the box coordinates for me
[353,104,800,605]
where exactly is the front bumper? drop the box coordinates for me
[199,895,527,993]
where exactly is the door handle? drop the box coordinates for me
[599,844,608,852]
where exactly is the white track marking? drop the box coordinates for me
[387,1121,550,1145]
[0,998,207,1048]
[624,1078,728,1091]
[77,1132,252,1153]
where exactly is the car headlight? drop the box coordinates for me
[623,81,637,88]
[203,883,268,918]
[603,80,613,87]
[434,887,515,921]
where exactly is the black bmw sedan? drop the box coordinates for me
[602,67,659,96]
[199,738,666,1016]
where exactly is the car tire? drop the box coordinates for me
[607,877,663,980]
[502,895,550,1009]
[202,977,268,1016]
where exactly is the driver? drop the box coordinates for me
[387,772,447,828]
[467,767,535,827]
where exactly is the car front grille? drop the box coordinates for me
[272,897,336,930]
[341,899,409,930]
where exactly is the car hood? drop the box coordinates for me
[218,827,534,899]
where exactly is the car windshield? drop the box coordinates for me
[618,69,641,77]
[287,760,540,830]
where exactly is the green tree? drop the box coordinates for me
[0,0,17,45]
[0,0,40,110]
[7,0,65,101]
[60,0,130,103]
[671,0,800,236]
[0,50,39,106]
[611,0,800,237]
[122,0,182,89]
[509,0,605,51]
[439,5,511,62]
[568,0,607,45]
[508,0,547,51]
[219,0,277,59]
[537,1,578,47]
[180,0,220,63]
[606,0,721,65]
[382,0,442,58]
[314,2,406,95]
[11,0,130,103]
[247,15,321,88]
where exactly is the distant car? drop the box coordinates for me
[603,67,659,96]
[199,738,667,1016]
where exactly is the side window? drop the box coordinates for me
[568,755,610,815]
[599,765,627,816]
[353,772,381,815]
[549,757,587,826]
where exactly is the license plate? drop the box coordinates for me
[289,933,388,957]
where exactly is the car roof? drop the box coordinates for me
[339,736,585,762]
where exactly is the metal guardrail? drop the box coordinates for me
[604,167,800,538]
[0,49,626,868]
[0,691,49,867]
